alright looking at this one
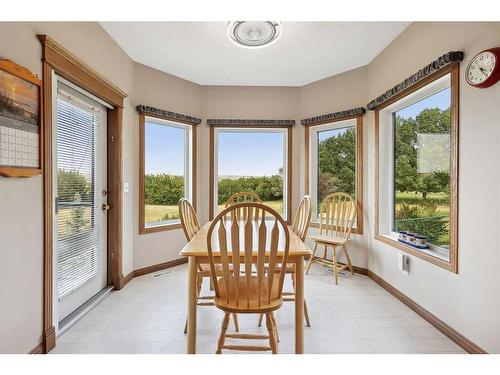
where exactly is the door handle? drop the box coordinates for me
[102,204,110,211]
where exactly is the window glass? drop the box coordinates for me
[215,130,286,218]
[392,87,451,250]
[144,119,188,227]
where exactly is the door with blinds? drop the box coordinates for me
[54,80,108,324]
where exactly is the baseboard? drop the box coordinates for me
[120,258,188,288]
[43,326,56,353]
[367,270,487,354]
[29,342,44,354]
[352,265,369,276]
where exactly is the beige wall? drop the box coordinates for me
[130,63,203,270]
[0,22,134,353]
[1,21,499,354]
[299,66,369,268]
[364,22,500,353]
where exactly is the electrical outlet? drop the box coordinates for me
[398,253,410,275]
[123,182,129,193]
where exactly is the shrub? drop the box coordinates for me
[395,216,448,245]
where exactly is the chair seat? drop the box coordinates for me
[309,234,348,246]
[215,275,282,313]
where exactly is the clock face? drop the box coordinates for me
[466,51,496,85]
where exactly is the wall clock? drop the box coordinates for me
[465,48,500,88]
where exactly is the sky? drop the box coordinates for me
[318,125,351,142]
[217,131,284,176]
[396,87,450,119]
[145,121,185,175]
[145,124,285,176]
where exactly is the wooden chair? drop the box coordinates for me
[258,195,312,328]
[305,192,357,285]
[178,198,238,333]
[207,202,290,354]
[225,191,263,206]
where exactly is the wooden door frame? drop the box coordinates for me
[38,35,127,353]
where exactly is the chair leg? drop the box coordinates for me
[270,312,279,343]
[209,277,215,291]
[343,243,354,275]
[232,313,239,332]
[265,313,278,354]
[304,300,311,327]
[323,245,328,259]
[305,242,318,274]
[332,246,339,285]
[258,313,264,327]
[216,312,231,354]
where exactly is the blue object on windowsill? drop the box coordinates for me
[398,238,429,249]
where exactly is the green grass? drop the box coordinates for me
[145,199,284,224]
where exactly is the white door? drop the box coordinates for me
[53,80,108,324]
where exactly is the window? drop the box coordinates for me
[210,127,291,221]
[306,116,363,233]
[139,114,196,233]
[375,64,458,272]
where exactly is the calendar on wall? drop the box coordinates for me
[0,59,42,178]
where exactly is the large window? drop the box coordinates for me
[306,116,363,233]
[139,115,195,233]
[375,64,458,272]
[210,127,291,221]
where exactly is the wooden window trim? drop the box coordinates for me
[304,114,364,235]
[209,125,292,224]
[138,112,197,234]
[374,62,459,273]
[38,35,127,353]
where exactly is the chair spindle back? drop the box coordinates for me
[318,192,356,240]
[225,191,263,221]
[291,195,312,241]
[207,203,290,307]
[179,198,201,241]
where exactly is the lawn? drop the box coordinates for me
[145,199,283,224]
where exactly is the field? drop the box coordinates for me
[145,199,283,224]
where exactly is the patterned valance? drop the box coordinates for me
[367,51,463,110]
[301,107,365,126]
[136,105,201,125]
[207,119,295,127]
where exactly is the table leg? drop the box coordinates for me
[187,256,197,354]
[295,256,304,354]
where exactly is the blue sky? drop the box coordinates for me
[145,121,185,175]
[396,87,450,119]
[218,131,284,176]
[145,124,285,177]
[318,126,351,142]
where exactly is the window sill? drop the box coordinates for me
[140,222,183,235]
[375,233,456,273]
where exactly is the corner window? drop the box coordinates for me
[306,116,363,233]
[375,64,458,272]
[210,127,291,221]
[139,115,195,233]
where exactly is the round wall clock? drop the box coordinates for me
[465,48,500,88]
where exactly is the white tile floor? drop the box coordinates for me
[50,264,465,354]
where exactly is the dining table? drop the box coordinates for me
[179,219,312,354]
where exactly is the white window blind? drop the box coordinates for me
[56,95,100,298]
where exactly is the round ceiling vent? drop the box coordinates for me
[227,21,282,48]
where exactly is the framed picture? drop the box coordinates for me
[0,59,42,178]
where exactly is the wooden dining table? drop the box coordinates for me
[179,219,311,354]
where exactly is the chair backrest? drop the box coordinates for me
[291,195,312,241]
[225,191,263,221]
[225,191,263,206]
[318,192,356,240]
[207,203,290,307]
[179,198,201,242]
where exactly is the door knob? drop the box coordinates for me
[102,203,110,211]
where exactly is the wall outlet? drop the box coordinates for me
[398,253,410,275]
[124,182,129,193]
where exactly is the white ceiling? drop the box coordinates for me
[100,22,410,86]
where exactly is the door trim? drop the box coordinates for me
[38,35,127,353]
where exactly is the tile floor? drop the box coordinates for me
[51,264,465,354]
